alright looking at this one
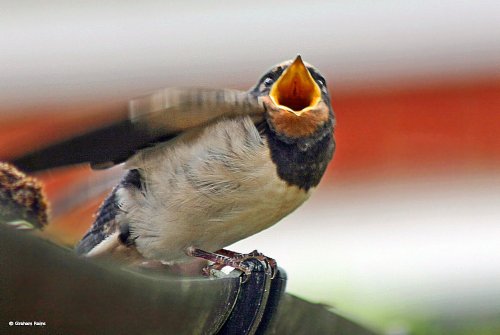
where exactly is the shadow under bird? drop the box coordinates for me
[13,56,336,275]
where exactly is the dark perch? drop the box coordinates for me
[0,201,377,334]
[0,225,377,334]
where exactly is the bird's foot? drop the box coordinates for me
[186,247,277,278]
[216,248,278,278]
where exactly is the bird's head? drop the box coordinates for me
[252,55,334,140]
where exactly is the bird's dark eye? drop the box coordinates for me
[317,78,328,93]
[263,77,274,87]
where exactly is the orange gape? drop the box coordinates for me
[270,56,322,113]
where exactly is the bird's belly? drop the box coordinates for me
[187,178,308,252]
[142,169,309,262]
[124,117,310,262]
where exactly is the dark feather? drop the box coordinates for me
[75,189,119,255]
[12,88,265,172]
[12,119,172,172]
[263,120,335,191]
[75,169,143,254]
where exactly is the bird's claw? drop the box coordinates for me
[188,247,277,279]
[230,251,277,279]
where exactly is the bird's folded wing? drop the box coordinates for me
[12,88,265,172]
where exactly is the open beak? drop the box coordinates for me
[269,55,322,115]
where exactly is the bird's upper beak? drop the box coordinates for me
[269,55,322,116]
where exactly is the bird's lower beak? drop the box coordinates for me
[269,56,322,115]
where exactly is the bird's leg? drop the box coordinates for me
[215,248,278,278]
[186,247,252,276]
[189,249,278,278]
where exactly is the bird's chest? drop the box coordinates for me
[147,140,309,258]
[188,164,310,248]
[126,117,310,260]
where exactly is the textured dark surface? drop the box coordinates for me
[256,268,288,335]
[218,259,271,335]
[0,223,377,335]
[0,225,239,335]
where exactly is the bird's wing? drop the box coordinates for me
[12,88,265,172]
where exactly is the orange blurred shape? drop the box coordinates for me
[44,192,107,246]
[328,77,500,183]
[35,165,121,245]
[0,101,126,160]
[29,166,105,245]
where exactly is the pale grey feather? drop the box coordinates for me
[128,87,265,139]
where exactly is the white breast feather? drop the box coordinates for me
[117,116,310,262]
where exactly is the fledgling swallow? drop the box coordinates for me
[12,56,335,273]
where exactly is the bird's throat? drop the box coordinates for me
[263,96,330,139]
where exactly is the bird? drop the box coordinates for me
[12,56,335,274]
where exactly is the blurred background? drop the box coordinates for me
[1,1,500,334]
